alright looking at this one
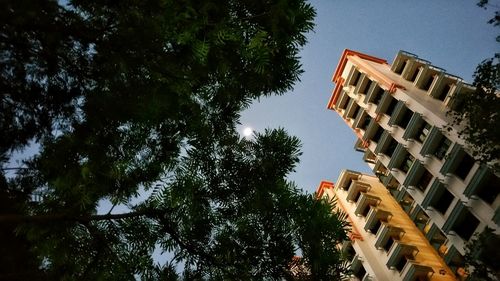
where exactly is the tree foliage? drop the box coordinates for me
[0,0,351,280]
[449,56,500,172]
[463,227,500,281]
[449,1,500,173]
[450,3,500,280]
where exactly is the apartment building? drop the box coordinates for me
[327,49,499,279]
[317,170,457,281]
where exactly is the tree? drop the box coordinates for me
[449,1,500,173]
[463,227,500,281]
[448,3,500,280]
[477,0,500,29]
[4,129,350,280]
[0,0,351,279]
[449,56,500,172]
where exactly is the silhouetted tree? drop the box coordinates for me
[463,228,500,281]
[449,1,500,173]
[1,0,351,279]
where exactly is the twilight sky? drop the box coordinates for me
[238,0,499,194]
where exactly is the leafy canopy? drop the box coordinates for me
[1,0,351,280]
[449,1,500,173]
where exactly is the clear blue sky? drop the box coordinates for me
[238,0,499,194]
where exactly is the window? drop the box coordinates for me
[354,265,367,280]
[409,68,420,82]
[385,97,399,116]
[397,109,414,129]
[453,210,479,241]
[434,137,451,160]
[370,219,382,234]
[399,191,415,214]
[387,178,401,198]
[360,115,371,131]
[342,178,353,190]
[349,104,361,120]
[350,71,361,86]
[412,206,430,231]
[384,237,395,252]
[437,84,451,101]
[416,122,431,143]
[454,153,474,180]
[361,205,370,217]
[417,169,433,192]
[421,76,434,91]
[371,87,384,105]
[476,173,499,204]
[395,60,407,74]
[371,126,385,143]
[433,189,454,214]
[360,79,373,94]
[383,138,398,157]
[400,154,415,173]
[395,256,412,272]
[338,95,350,110]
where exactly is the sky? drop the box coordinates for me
[238,0,499,194]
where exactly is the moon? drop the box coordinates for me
[243,127,253,137]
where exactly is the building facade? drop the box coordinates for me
[327,50,499,279]
[317,170,457,281]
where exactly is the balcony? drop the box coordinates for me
[363,81,382,104]
[362,119,378,142]
[350,254,367,281]
[374,91,393,114]
[341,240,356,261]
[354,74,371,96]
[400,262,434,281]
[398,191,416,214]
[414,65,442,92]
[374,131,392,155]
[381,174,402,199]
[494,207,500,226]
[464,165,499,204]
[336,90,350,111]
[447,82,475,109]
[387,101,407,127]
[409,205,430,232]
[400,59,427,83]
[439,144,467,176]
[429,73,461,102]
[392,58,408,75]
[419,126,443,157]
[402,161,424,188]
[375,223,405,250]
[422,179,447,210]
[402,113,424,141]
[364,208,393,235]
[386,242,419,272]
[424,222,447,251]
[353,110,369,130]
[363,149,377,165]
[344,98,360,120]
[441,245,466,278]
[442,202,480,241]
[346,181,371,202]
[346,67,362,87]
[354,193,382,217]
[338,171,362,191]
[386,144,408,171]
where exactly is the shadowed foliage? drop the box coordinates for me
[1,0,351,280]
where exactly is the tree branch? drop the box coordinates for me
[0,210,149,224]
